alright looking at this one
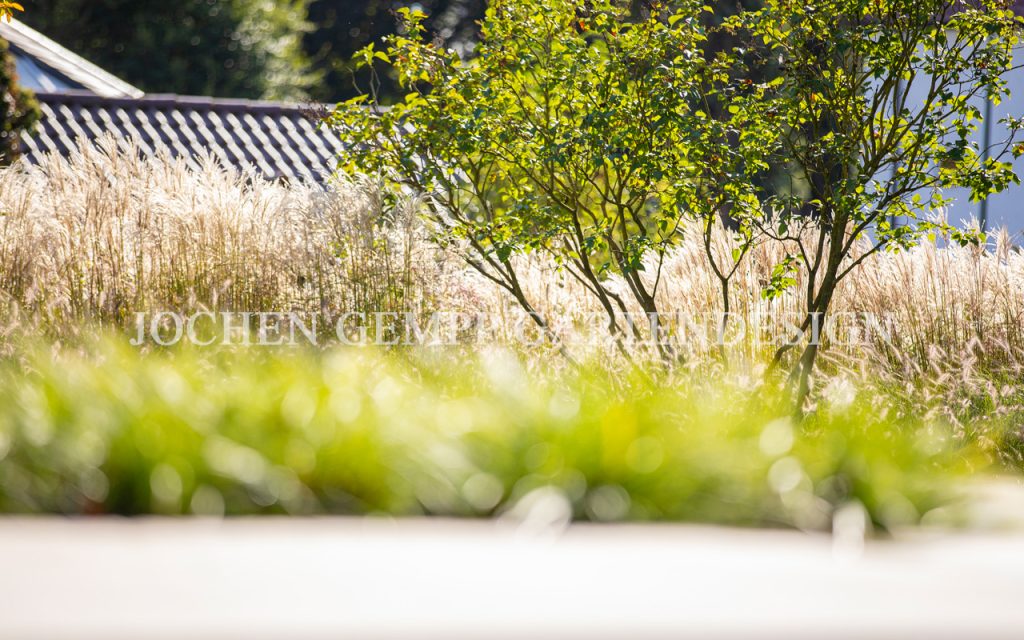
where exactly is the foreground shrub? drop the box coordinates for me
[0,334,984,530]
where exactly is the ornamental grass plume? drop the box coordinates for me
[2,140,1024,400]
[0,137,473,336]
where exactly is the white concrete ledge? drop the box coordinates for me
[0,517,1022,639]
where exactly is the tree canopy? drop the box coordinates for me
[332,0,1024,403]
[332,0,779,359]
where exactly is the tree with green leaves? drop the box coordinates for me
[727,0,1024,403]
[331,0,779,361]
[22,0,317,100]
[0,33,39,165]
[331,0,1023,397]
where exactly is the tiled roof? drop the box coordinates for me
[20,91,343,183]
[0,19,143,98]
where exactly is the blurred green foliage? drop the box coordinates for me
[20,0,770,103]
[21,0,487,101]
[0,334,981,531]
[303,0,765,104]
[21,0,317,100]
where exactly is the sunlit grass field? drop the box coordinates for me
[2,145,1024,532]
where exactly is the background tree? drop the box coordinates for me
[20,0,771,106]
[734,0,1024,403]
[22,0,317,100]
[304,0,485,103]
[0,2,39,165]
[304,1,766,104]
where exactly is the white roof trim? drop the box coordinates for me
[0,18,143,98]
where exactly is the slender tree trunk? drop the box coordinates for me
[717,277,730,367]
[789,266,839,409]
[792,337,820,412]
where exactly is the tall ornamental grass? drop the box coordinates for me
[0,138,474,333]
[1,142,1023,392]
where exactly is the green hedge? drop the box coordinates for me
[0,336,979,530]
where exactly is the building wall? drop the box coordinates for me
[896,44,1024,238]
